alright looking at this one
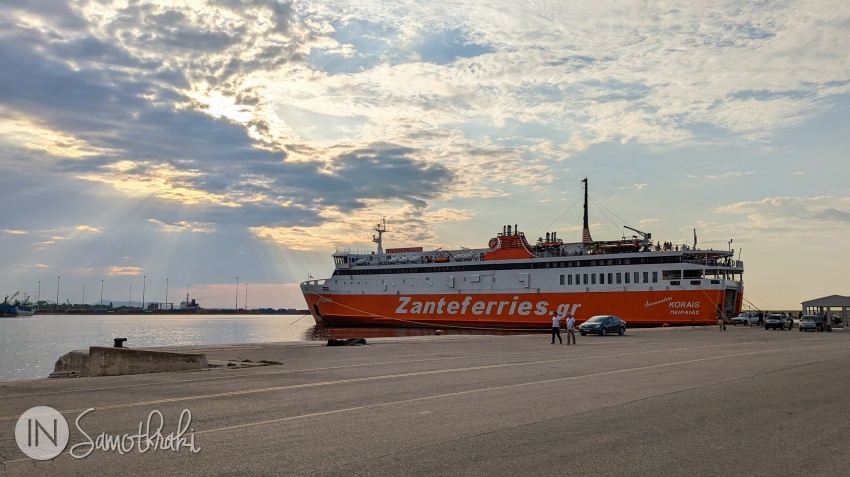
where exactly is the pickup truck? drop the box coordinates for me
[731,312,759,326]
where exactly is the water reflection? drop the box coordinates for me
[301,326,540,341]
[0,314,543,381]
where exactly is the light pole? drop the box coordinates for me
[37,281,41,303]
[142,275,146,310]
[728,238,733,252]
[100,279,104,308]
[56,276,60,312]
[129,285,132,309]
[245,283,248,311]
[165,278,169,311]
[235,277,239,310]
[82,285,85,307]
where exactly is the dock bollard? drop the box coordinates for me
[113,338,128,348]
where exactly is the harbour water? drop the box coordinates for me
[0,314,528,381]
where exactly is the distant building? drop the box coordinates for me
[801,295,849,323]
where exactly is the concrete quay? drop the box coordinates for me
[1,326,849,476]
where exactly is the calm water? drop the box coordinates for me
[0,314,529,382]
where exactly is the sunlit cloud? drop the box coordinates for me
[107,266,144,276]
[0,113,113,159]
[148,218,215,234]
[253,203,474,251]
[79,161,240,206]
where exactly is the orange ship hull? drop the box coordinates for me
[304,289,732,329]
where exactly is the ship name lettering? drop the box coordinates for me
[396,296,412,314]
[395,296,578,317]
[644,297,673,308]
[669,301,701,308]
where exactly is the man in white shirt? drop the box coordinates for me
[551,312,562,344]
[565,315,576,345]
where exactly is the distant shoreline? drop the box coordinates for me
[31,309,310,316]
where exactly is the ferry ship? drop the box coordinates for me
[301,179,744,329]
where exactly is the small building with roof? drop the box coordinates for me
[801,295,849,327]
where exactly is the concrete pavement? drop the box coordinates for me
[1,325,849,476]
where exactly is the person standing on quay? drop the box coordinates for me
[565,315,576,345]
[551,312,563,344]
[717,305,725,331]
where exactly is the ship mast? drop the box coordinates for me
[372,217,387,254]
[582,178,593,245]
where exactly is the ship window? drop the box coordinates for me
[652,271,658,283]
[608,273,613,284]
[560,274,565,285]
[643,272,648,283]
[591,274,596,285]
[634,272,639,283]
[568,274,573,285]
[670,280,680,286]
[575,274,580,285]
[583,274,588,285]
[624,273,630,284]
[690,280,701,285]
[599,273,604,284]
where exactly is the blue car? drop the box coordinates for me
[579,315,627,336]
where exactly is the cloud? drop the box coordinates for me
[716,196,850,238]
[705,171,757,180]
[2,0,850,308]
[107,266,144,276]
[148,218,215,234]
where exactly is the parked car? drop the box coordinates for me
[579,315,627,336]
[764,313,793,330]
[731,312,759,326]
[799,315,817,331]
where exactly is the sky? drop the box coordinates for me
[1,0,849,311]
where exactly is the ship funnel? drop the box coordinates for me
[546,232,550,242]
[507,224,512,235]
